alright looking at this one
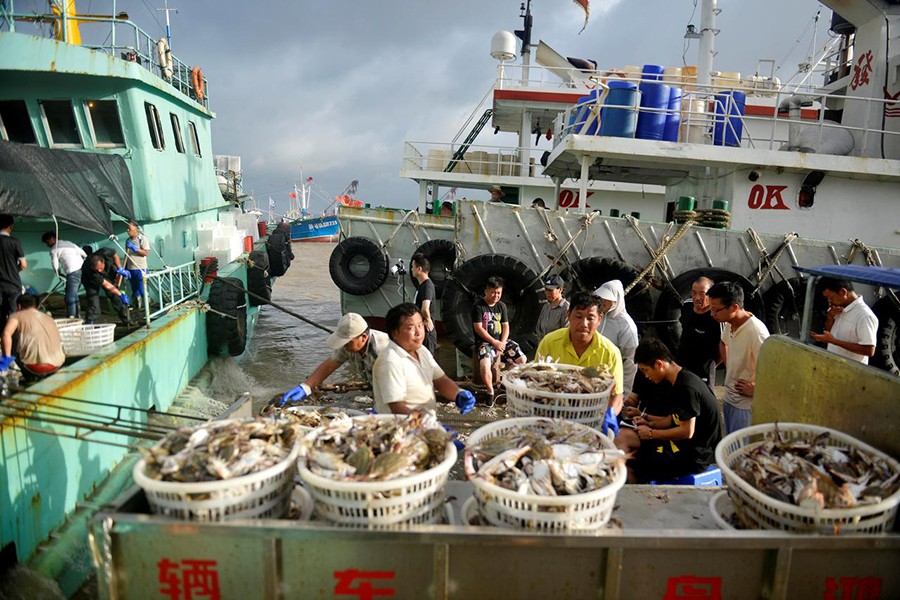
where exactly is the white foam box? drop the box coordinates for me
[237,214,259,241]
[218,212,236,227]
[197,229,215,252]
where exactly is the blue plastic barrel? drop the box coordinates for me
[636,81,670,140]
[663,86,682,142]
[713,90,747,147]
[641,64,664,82]
[599,81,639,138]
[569,90,601,135]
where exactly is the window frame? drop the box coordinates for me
[0,100,38,144]
[38,99,83,148]
[170,112,185,154]
[84,99,126,149]
[187,120,201,157]
[144,102,166,151]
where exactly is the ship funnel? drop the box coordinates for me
[491,31,516,61]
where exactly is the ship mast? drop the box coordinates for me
[697,0,718,87]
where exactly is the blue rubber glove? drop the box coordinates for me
[126,240,139,252]
[280,383,311,405]
[116,267,131,280]
[455,390,476,415]
[0,355,15,371]
[601,406,620,437]
[119,294,130,307]
[442,424,465,451]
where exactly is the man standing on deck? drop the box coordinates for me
[280,313,390,404]
[676,276,724,390]
[535,291,624,435]
[707,281,769,433]
[0,214,26,334]
[123,221,151,310]
[535,274,569,340]
[42,232,86,319]
[82,251,131,326]
[411,253,437,355]
[811,277,878,364]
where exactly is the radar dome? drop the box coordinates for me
[491,31,516,61]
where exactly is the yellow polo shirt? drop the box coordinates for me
[535,328,624,395]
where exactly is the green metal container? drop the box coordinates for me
[677,196,696,211]
[610,208,621,217]
[713,199,730,211]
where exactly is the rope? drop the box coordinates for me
[624,215,675,289]
[847,238,878,266]
[624,219,695,295]
[379,210,420,251]
[747,229,799,296]
[527,211,598,290]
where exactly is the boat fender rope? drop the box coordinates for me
[525,211,598,290]
[624,219,695,295]
[748,230,799,296]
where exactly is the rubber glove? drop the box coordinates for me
[281,383,311,405]
[455,390,476,415]
[0,355,15,371]
[442,424,465,452]
[119,294,130,307]
[126,240,139,252]
[601,406,619,437]
[116,267,131,280]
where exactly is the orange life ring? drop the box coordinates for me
[191,67,205,101]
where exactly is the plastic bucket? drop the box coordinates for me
[636,81,670,140]
[599,81,639,138]
[713,91,747,147]
[682,99,709,144]
[199,257,218,283]
[663,86,683,142]
[257,221,267,238]
[641,64,664,82]
[662,66,682,84]
[677,196,696,211]
[569,90,601,135]
[681,66,698,91]
[243,236,253,253]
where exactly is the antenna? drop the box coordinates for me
[156,0,178,49]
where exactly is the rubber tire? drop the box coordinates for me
[652,268,765,353]
[247,250,271,307]
[206,277,247,357]
[329,237,389,296]
[872,297,900,375]
[559,257,653,330]
[409,238,456,299]
[266,229,290,277]
[441,254,544,357]
[763,277,827,339]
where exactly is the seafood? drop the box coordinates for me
[301,409,452,482]
[732,428,900,510]
[141,418,298,483]
[258,405,358,429]
[466,419,625,497]
[504,362,615,405]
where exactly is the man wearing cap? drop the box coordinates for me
[488,185,505,202]
[594,280,639,397]
[536,274,569,341]
[280,313,390,404]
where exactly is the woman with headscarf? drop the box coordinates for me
[594,280,639,396]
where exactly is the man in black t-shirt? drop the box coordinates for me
[675,277,723,389]
[471,276,526,404]
[411,253,437,355]
[81,248,131,325]
[0,214,26,333]
[615,338,722,483]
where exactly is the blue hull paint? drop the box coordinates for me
[289,216,339,242]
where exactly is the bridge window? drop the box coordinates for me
[0,100,37,144]
[188,121,201,157]
[85,100,125,147]
[144,102,165,150]
[170,113,185,153]
[39,100,82,147]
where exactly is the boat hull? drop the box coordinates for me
[289,216,339,243]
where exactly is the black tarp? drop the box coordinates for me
[0,140,135,234]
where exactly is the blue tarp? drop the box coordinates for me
[794,265,900,290]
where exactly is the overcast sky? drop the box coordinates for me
[130,0,829,214]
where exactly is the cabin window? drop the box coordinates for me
[0,100,37,144]
[39,100,82,147]
[85,100,125,147]
[188,120,201,157]
[170,113,185,153]
[144,102,165,150]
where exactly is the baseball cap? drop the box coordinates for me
[326,313,369,349]
[542,274,563,289]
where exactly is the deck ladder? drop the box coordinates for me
[444,109,493,172]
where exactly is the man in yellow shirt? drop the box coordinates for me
[535,291,624,434]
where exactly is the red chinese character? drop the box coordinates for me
[182,560,221,600]
[158,558,183,600]
[851,50,874,91]
[662,575,723,600]
[334,569,396,599]
[824,576,882,600]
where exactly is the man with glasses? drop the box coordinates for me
[707,281,769,433]
[675,277,724,390]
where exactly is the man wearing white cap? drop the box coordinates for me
[593,280,639,397]
[280,313,390,404]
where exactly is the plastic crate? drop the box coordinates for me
[502,363,614,430]
[133,442,300,522]
[297,415,457,529]
[465,417,626,532]
[58,323,116,356]
[53,318,83,331]
[649,465,722,486]
[716,423,900,534]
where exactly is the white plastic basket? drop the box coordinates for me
[465,417,626,532]
[716,423,900,534]
[297,415,457,529]
[59,323,116,356]
[53,318,83,331]
[708,490,737,531]
[133,442,299,521]
[502,364,614,430]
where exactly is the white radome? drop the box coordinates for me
[491,30,516,61]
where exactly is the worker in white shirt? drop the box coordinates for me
[811,277,878,364]
[42,231,87,319]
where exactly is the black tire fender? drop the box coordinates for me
[247,250,271,307]
[409,238,456,299]
[206,277,248,357]
[652,268,764,353]
[763,277,827,338]
[329,237,389,296]
[872,297,900,375]
[441,254,544,357]
[559,257,653,330]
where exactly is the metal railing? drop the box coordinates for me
[403,141,537,179]
[1,4,209,109]
[139,261,201,327]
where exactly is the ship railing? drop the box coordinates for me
[139,261,201,327]
[403,141,542,180]
[0,5,209,109]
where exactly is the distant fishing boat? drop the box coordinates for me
[279,176,361,242]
